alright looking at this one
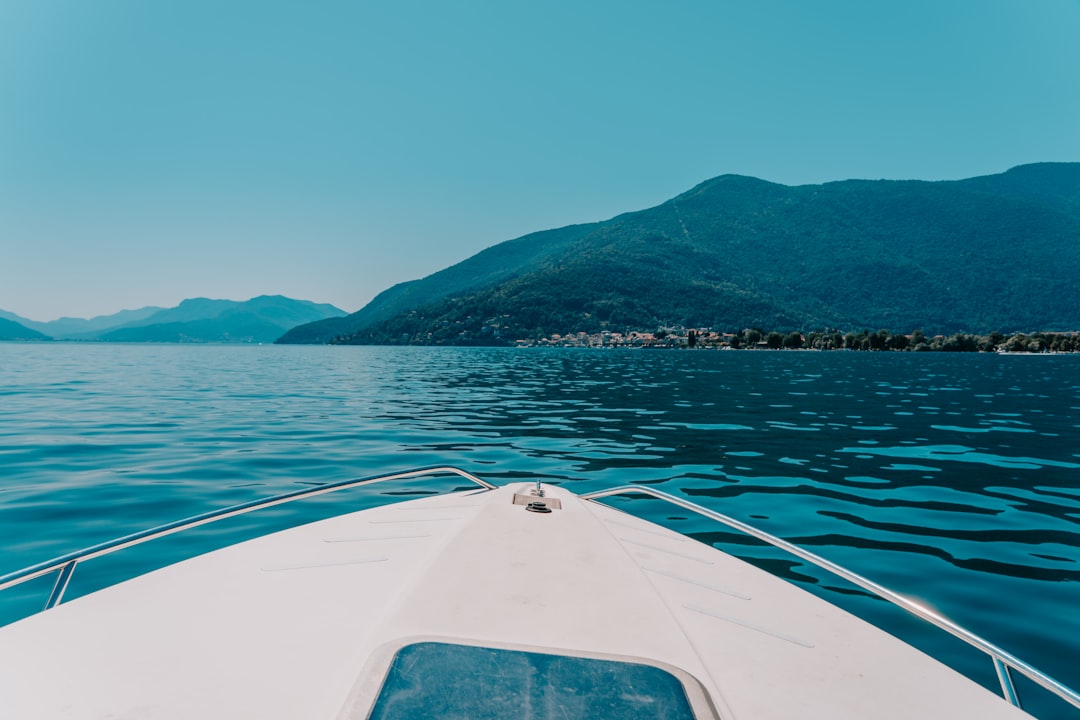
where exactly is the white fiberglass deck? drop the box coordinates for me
[0,483,1035,719]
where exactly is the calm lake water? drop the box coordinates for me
[1,344,1078,715]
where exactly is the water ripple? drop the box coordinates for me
[1,345,1078,695]
[838,444,1080,470]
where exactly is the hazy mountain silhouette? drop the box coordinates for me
[2,296,345,343]
[0,317,51,341]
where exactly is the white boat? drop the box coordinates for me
[1,466,1077,719]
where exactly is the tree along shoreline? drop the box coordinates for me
[511,328,1080,352]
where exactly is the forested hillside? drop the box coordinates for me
[280,163,1080,345]
[277,224,597,343]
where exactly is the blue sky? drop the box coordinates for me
[2,0,1078,321]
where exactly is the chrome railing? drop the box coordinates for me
[582,485,1080,713]
[0,466,495,613]
[3,471,1077,714]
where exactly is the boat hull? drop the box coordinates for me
[0,483,1034,719]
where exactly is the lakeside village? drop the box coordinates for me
[516,328,1080,352]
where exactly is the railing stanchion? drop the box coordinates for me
[44,560,77,610]
[994,657,1021,707]
[1,466,495,611]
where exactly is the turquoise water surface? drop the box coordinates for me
[1,344,1078,716]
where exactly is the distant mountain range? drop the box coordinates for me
[0,317,51,341]
[0,296,345,343]
[279,162,1080,345]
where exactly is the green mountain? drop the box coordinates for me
[276,224,598,343]
[0,307,165,339]
[280,163,1080,345]
[0,317,51,341]
[96,295,346,343]
[1,296,346,343]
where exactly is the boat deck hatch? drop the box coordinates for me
[367,642,698,719]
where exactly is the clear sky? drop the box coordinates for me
[2,0,1078,321]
